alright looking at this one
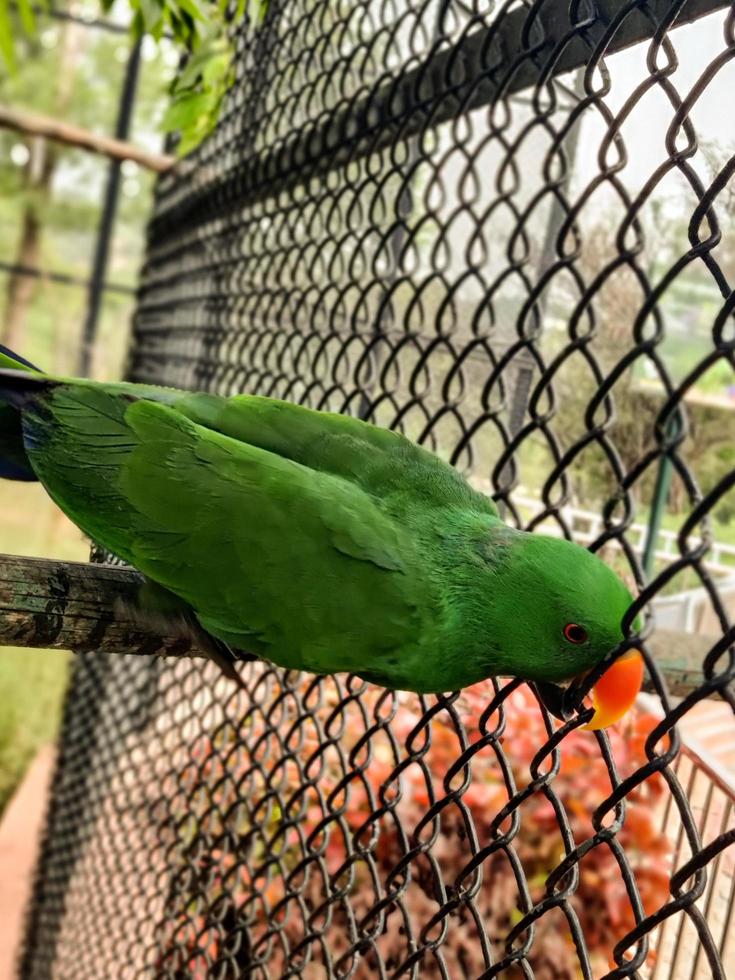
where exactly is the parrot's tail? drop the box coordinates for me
[0,344,43,481]
[0,343,39,373]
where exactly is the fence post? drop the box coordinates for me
[642,410,685,578]
[78,40,142,376]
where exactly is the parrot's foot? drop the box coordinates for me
[194,629,251,691]
[113,580,255,691]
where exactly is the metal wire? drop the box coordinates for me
[0,261,135,296]
[20,0,735,977]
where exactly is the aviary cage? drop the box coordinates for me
[21,1,735,976]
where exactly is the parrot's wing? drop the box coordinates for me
[174,392,499,517]
[23,386,425,673]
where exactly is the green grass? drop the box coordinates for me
[0,482,88,818]
[0,648,70,814]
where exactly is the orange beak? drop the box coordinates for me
[581,650,645,731]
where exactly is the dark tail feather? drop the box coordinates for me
[197,632,251,691]
[0,351,49,481]
[0,452,37,481]
[0,344,40,372]
[115,581,254,691]
[0,369,53,410]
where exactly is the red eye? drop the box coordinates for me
[563,623,588,645]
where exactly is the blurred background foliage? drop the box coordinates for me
[0,0,175,813]
[0,0,260,156]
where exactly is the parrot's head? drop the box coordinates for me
[482,529,643,730]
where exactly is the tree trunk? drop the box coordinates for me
[1,20,84,347]
[2,209,41,348]
[2,138,50,348]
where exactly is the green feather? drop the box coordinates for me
[7,374,634,693]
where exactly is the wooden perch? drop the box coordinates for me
[0,554,207,658]
[0,105,175,174]
[0,554,724,698]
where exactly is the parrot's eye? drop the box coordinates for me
[563,623,588,645]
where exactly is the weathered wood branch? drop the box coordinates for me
[0,554,206,658]
[0,105,175,173]
[0,554,724,698]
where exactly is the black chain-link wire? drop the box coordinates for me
[20,0,735,977]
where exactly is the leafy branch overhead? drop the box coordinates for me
[0,0,269,156]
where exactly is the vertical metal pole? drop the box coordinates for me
[640,199,684,580]
[641,410,683,578]
[78,40,142,376]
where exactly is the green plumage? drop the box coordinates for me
[0,358,634,693]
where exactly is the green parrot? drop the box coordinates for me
[0,345,643,728]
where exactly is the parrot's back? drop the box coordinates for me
[0,358,502,692]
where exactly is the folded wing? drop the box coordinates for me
[23,385,427,673]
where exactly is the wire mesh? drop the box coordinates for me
[20,0,735,977]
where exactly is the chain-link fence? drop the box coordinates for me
[20,0,735,977]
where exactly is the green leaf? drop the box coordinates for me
[248,0,269,26]
[202,48,229,87]
[175,0,208,24]
[127,7,146,41]
[161,89,217,132]
[177,123,209,155]
[173,46,214,91]
[139,0,164,35]
[163,4,193,46]
[175,108,215,154]
[15,0,36,35]
[0,0,16,71]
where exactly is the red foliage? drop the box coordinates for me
[158,677,672,978]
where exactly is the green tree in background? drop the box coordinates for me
[548,206,735,527]
[0,7,175,369]
[0,3,186,817]
[2,17,84,347]
[1,0,269,155]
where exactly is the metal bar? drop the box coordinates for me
[11,1,130,34]
[648,750,686,980]
[355,172,415,422]
[637,694,735,799]
[356,0,445,423]
[193,0,282,391]
[642,412,685,578]
[0,260,135,296]
[717,850,735,961]
[78,41,142,376]
[667,769,716,980]
[151,0,733,233]
[646,727,735,978]
[679,738,735,801]
[690,797,734,979]
[661,759,702,980]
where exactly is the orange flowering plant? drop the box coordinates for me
[157,674,671,978]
